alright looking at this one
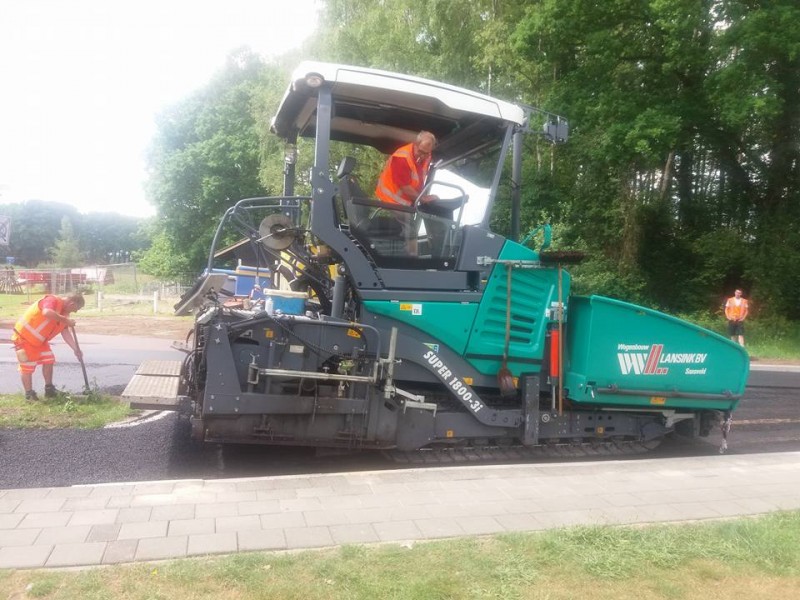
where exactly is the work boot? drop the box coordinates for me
[25,389,39,402]
[44,384,58,398]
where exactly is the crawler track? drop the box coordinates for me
[384,438,663,464]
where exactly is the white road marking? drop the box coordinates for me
[735,418,800,426]
[104,410,172,429]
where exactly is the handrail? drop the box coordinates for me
[412,180,468,227]
[204,196,309,273]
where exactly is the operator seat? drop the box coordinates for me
[336,156,370,230]
[336,156,407,241]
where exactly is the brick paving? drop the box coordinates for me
[1,452,799,569]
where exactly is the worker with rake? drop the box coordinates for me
[11,292,85,401]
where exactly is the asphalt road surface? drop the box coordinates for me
[0,332,182,395]
[1,333,798,490]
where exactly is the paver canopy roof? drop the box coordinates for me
[271,62,525,158]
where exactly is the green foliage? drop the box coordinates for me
[568,252,647,304]
[136,230,193,281]
[687,229,750,309]
[145,48,272,275]
[312,0,496,89]
[49,216,83,267]
[76,213,149,264]
[500,0,800,317]
[0,200,80,266]
[0,200,146,267]
[740,315,800,360]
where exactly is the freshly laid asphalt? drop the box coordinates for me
[2,332,798,572]
[1,451,799,570]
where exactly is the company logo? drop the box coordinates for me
[617,344,707,376]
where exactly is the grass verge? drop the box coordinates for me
[0,391,136,429]
[1,511,799,599]
[746,323,800,362]
[0,293,32,320]
[0,290,181,319]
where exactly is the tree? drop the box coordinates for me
[707,0,800,317]
[0,200,80,266]
[312,0,501,88]
[506,0,800,315]
[136,229,193,280]
[50,216,83,267]
[76,213,148,264]
[0,201,148,267]
[144,48,273,277]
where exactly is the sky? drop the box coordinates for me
[0,0,319,218]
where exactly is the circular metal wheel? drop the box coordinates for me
[258,214,296,251]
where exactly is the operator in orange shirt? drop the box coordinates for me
[724,289,749,346]
[375,130,439,207]
[375,131,440,253]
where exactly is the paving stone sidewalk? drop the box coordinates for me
[2,451,799,570]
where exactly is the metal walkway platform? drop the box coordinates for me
[122,360,182,410]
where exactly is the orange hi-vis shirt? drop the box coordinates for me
[725,296,749,321]
[375,142,431,206]
[12,295,67,348]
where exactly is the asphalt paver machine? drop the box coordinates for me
[126,62,749,456]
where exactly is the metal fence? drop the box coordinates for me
[1,266,85,299]
[0,263,195,315]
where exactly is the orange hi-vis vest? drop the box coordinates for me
[12,295,67,347]
[375,143,431,206]
[725,297,749,321]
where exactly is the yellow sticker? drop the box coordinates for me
[446,429,455,438]
[399,303,413,311]
[264,329,274,339]
[463,377,473,385]
[347,328,361,338]
[650,396,666,405]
